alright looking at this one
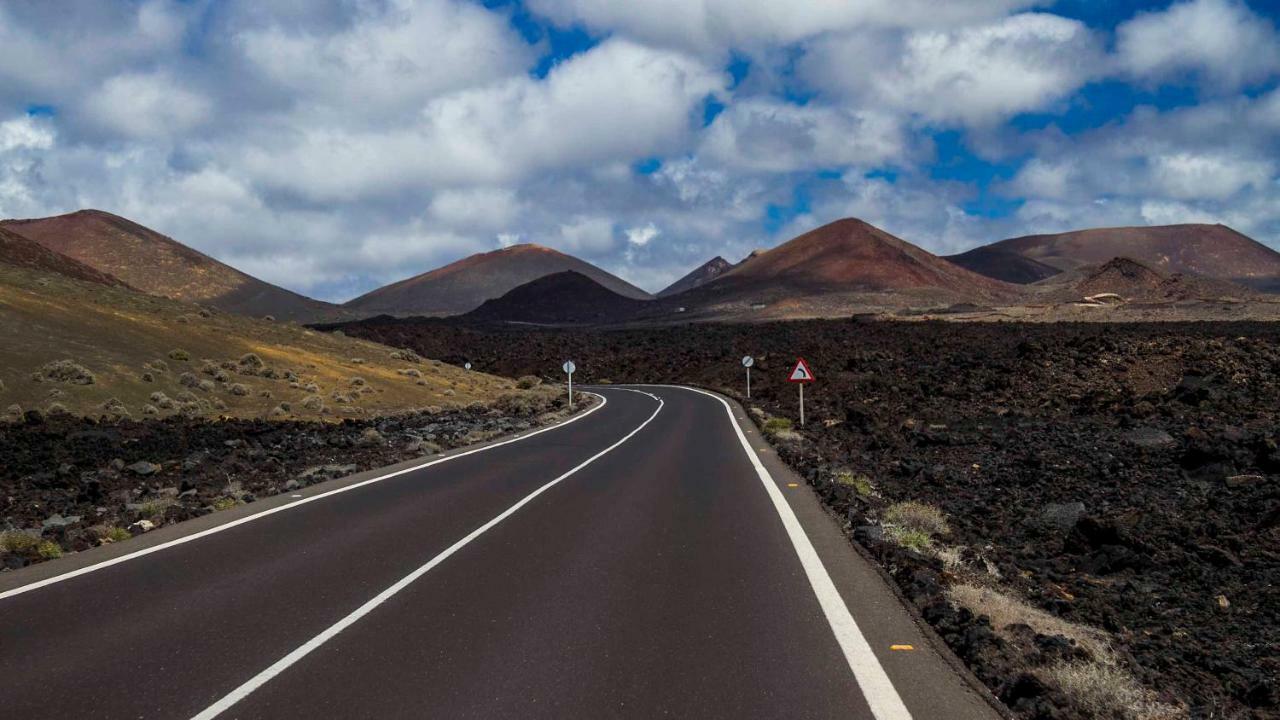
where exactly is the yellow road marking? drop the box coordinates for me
[786,483,799,488]
[889,644,915,651]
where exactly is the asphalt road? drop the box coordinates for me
[0,386,1000,719]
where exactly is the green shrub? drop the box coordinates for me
[103,526,132,543]
[138,502,163,518]
[1,530,39,553]
[835,471,873,496]
[886,527,933,553]
[37,540,62,559]
[763,417,793,433]
[168,349,190,362]
[212,497,238,512]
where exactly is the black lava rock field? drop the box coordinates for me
[335,316,1280,719]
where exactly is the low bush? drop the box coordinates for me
[884,501,950,537]
[834,471,873,495]
[1,530,39,553]
[37,540,62,560]
[40,359,95,385]
[763,416,793,433]
[516,375,542,389]
[168,349,190,362]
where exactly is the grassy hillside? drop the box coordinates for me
[0,264,518,421]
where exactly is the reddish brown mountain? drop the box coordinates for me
[1031,256,1256,303]
[658,256,732,297]
[680,218,1018,317]
[959,224,1280,292]
[0,225,126,287]
[462,271,649,324]
[945,246,1062,284]
[346,243,652,317]
[1,209,342,321]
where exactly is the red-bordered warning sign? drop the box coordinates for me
[788,357,815,383]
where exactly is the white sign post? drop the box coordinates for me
[741,355,754,398]
[787,357,815,426]
[563,360,576,409]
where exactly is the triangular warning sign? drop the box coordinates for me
[788,357,815,383]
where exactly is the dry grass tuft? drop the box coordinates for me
[948,583,1112,661]
[1040,661,1184,720]
[885,500,950,537]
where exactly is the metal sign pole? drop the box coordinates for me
[563,360,576,410]
[746,366,751,398]
[799,382,804,426]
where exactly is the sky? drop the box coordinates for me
[0,0,1278,300]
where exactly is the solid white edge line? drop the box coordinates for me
[0,393,610,602]
[647,385,913,720]
[190,390,664,720]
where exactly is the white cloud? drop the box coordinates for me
[701,99,908,171]
[1116,0,1280,91]
[427,188,524,231]
[236,0,534,120]
[237,38,725,200]
[83,72,212,139]
[527,0,1038,53]
[626,222,660,246]
[557,215,616,255]
[0,116,54,152]
[802,13,1103,126]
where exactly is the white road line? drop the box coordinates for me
[0,393,610,602]
[190,390,664,720]
[646,385,913,720]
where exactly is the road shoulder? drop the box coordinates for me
[716,389,1009,720]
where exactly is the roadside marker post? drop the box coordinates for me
[787,357,815,426]
[464,362,471,371]
[563,360,576,409]
[741,355,754,398]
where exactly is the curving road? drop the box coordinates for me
[0,386,999,719]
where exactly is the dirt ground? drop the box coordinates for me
[335,316,1280,719]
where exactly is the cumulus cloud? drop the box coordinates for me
[527,0,1038,53]
[237,38,725,201]
[1116,0,1280,90]
[235,0,534,120]
[701,100,908,171]
[801,13,1104,126]
[83,72,212,139]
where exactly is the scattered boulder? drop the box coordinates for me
[1123,427,1176,449]
[1039,502,1086,532]
[126,461,161,476]
[357,427,385,447]
[129,519,156,534]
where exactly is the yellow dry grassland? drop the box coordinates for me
[0,265,519,421]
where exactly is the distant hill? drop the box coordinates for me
[945,246,1062,284]
[658,256,733,297]
[0,209,344,322]
[462,271,650,325]
[0,262,509,421]
[346,243,652,317]
[0,225,127,287]
[673,218,1019,318]
[960,224,1280,292]
[1030,256,1257,304]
